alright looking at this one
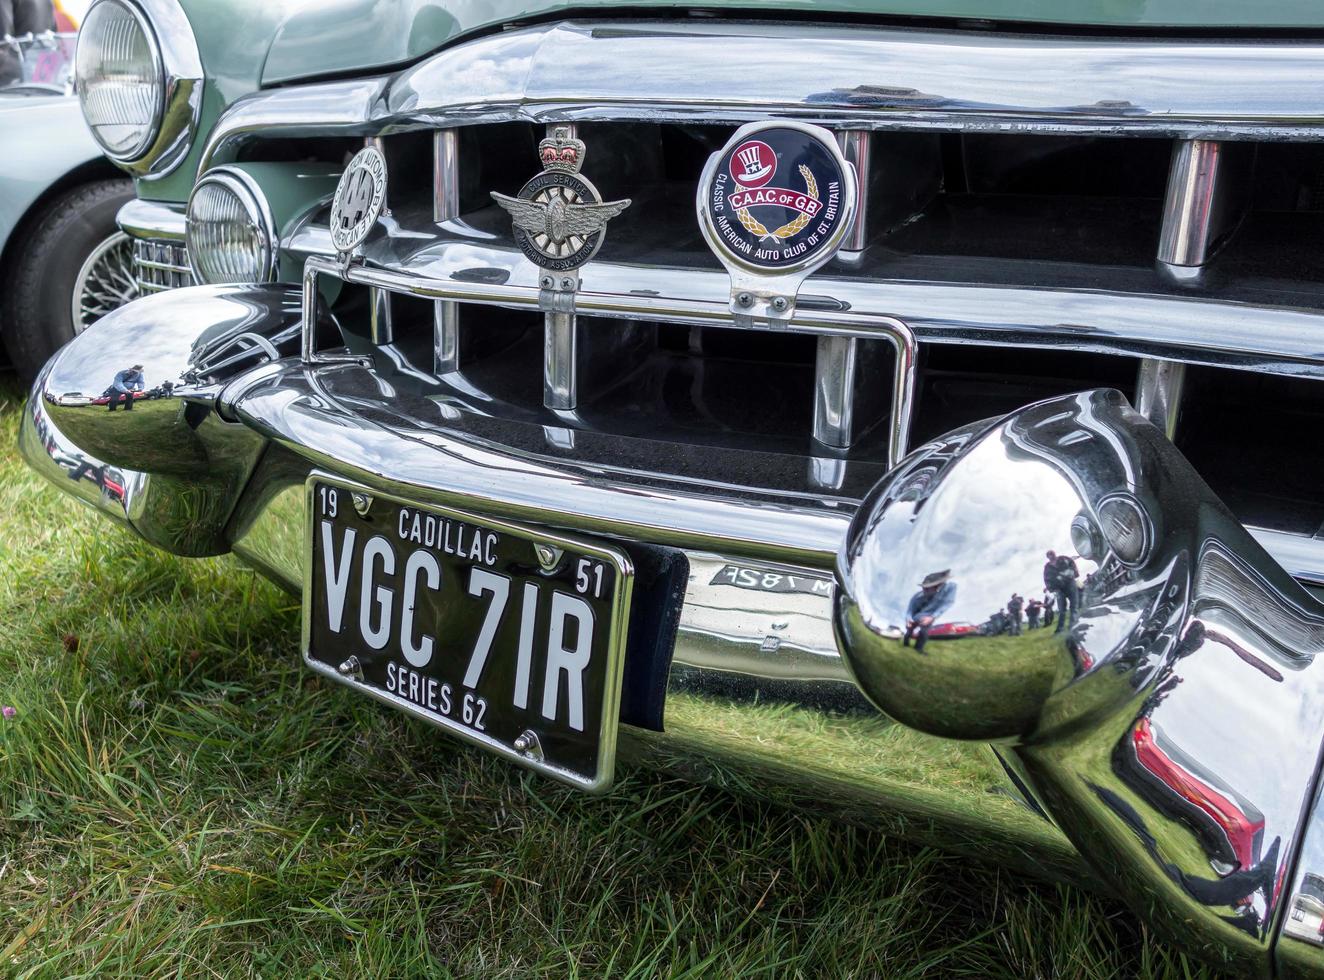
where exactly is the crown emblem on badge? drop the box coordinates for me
[538,127,586,174]
[491,128,629,272]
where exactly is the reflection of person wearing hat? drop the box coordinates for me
[903,570,956,654]
[107,364,145,412]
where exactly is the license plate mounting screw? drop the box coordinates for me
[336,656,363,679]
[534,543,563,572]
[351,492,374,516]
[513,730,544,762]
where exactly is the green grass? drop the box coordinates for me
[0,376,1215,978]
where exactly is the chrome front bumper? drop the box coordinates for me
[22,284,1324,977]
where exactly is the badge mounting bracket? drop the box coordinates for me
[696,120,858,332]
[538,272,581,315]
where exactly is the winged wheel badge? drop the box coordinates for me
[492,127,630,272]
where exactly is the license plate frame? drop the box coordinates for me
[301,473,634,792]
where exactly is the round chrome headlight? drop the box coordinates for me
[75,0,203,178]
[186,169,277,285]
[75,0,163,161]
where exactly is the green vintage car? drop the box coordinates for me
[24,0,1324,973]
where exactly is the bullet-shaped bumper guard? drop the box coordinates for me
[21,286,1324,976]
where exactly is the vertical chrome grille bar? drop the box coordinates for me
[1158,138,1252,285]
[835,130,870,255]
[364,136,394,348]
[1135,357,1186,442]
[433,129,461,373]
[544,310,576,410]
[369,284,394,344]
[813,130,873,449]
[813,335,856,449]
[543,123,578,411]
[1145,137,1248,436]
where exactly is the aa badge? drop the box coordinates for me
[330,145,388,256]
[492,127,630,272]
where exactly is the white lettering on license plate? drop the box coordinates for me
[319,517,598,732]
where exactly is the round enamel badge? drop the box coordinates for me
[698,122,857,276]
[330,146,388,254]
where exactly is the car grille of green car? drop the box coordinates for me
[131,239,193,293]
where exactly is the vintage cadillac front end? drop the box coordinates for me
[27,0,1324,972]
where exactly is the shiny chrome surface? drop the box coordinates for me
[1157,140,1250,274]
[1134,357,1186,442]
[84,0,203,179]
[117,197,185,241]
[1156,139,1253,294]
[26,277,1324,972]
[300,254,919,469]
[543,309,575,410]
[836,388,1324,971]
[30,284,303,554]
[200,21,1324,176]
[1279,785,1324,975]
[219,462,1086,883]
[131,238,192,293]
[279,218,1324,380]
[834,130,870,255]
[368,287,393,345]
[235,360,852,567]
[432,128,460,374]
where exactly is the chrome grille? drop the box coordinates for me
[131,239,193,293]
[220,20,1324,569]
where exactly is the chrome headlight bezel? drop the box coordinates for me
[186,167,278,285]
[76,0,203,179]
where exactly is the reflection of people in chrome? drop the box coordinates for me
[107,364,145,411]
[1007,593,1024,635]
[1026,597,1043,630]
[903,570,955,654]
[1044,550,1081,634]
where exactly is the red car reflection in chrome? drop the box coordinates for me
[927,622,981,639]
[1132,717,1266,873]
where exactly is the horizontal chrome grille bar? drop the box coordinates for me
[131,239,194,294]
[281,223,1324,380]
[203,19,1324,171]
[300,254,919,467]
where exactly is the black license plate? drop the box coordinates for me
[302,476,633,791]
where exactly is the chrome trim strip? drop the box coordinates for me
[202,20,1324,173]
[239,362,854,567]
[132,257,191,274]
[1249,528,1324,588]
[117,198,186,241]
[300,255,918,467]
[280,225,1324,379]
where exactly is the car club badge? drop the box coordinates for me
[492,127,631,273]
[330,145,389,256]
[697,121,857,323]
